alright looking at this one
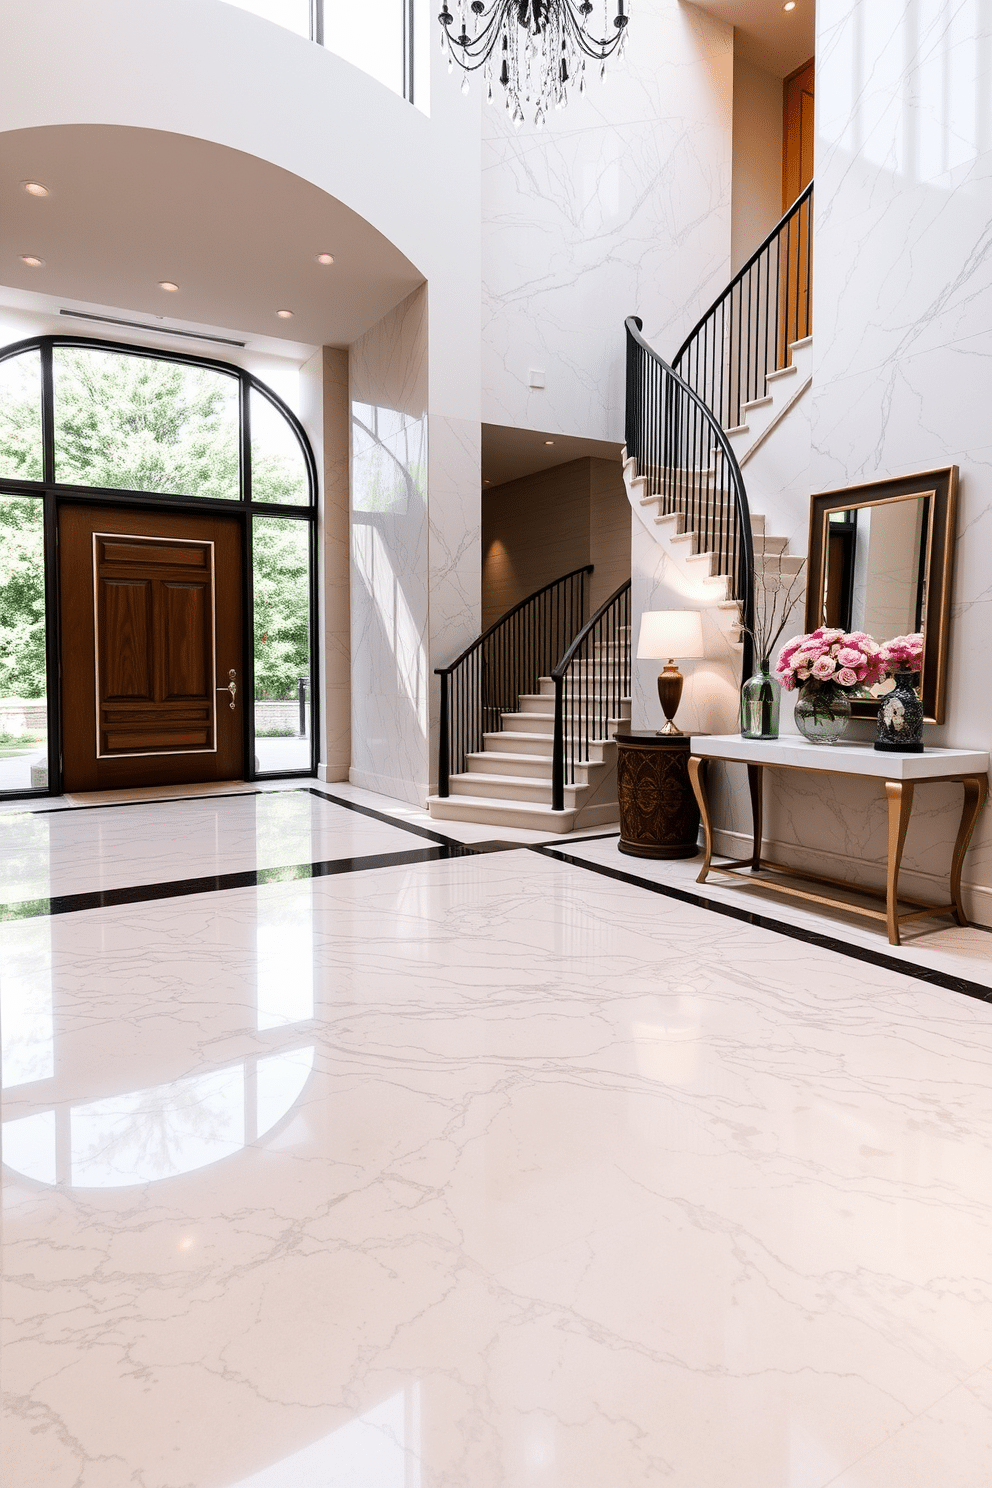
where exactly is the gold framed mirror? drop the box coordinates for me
[805,467,957,723]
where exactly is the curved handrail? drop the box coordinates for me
[624,315,755,680]
[672,181,813,371]
[552,579,631,681]
[550,578,632,811]
[434,564,594,797]
[435,564,593,678]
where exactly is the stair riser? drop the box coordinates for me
[467,754,551,778]
[450,777,589,807]
[484,733,555,757]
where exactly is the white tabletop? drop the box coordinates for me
[689,734,990,780]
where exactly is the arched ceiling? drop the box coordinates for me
[0,124,424,350]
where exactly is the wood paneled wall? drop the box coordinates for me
[481,456,630,629]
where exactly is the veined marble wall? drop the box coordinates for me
[350,288,481,804]
[748,0,992,925]
[350,288,431,801]
[481,0,734,442]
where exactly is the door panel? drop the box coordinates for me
[60,505,243,791]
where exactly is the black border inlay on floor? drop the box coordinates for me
[0,844,480,922]
[2,785,989,1007]
[531,845,992,1005]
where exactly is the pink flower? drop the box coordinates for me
[837,667,858,687]
[818,628,845,644]
[837,647,864,668]
[879,632,924,674]
[812,655,836,680]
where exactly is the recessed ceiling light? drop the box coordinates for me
[158,280,179,292]
[21,254,45,268]
[276,309,294,319]
[783,1,796,10]
[544,439,555,446]
[316,253,334,265]
[22,181,49,197]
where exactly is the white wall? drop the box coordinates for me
[731,54,783,274]
[480,0,734,443]
[752,0,992,926]
[0,0,483,803]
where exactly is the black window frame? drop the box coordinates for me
[0,333,320,801]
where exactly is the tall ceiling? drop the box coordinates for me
[0,125,423,351]
[690,0,815,77]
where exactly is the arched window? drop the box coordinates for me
[0,336,318,796]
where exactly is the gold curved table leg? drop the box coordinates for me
[688,756,712,883]
[885,780,915,945]
[950,776,988,926]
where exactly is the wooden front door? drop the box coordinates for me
[59,505,243,791]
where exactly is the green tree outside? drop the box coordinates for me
[0,346,310,703]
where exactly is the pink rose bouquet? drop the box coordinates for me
[879,632,924,675]
[776,627,884,692]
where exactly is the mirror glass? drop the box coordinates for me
[819,492,932,697]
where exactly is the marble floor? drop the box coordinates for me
[2,782,992,1487]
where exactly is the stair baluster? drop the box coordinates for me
[435,565,593,798]
[551,580,631,813]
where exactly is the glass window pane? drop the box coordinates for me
[324,0,404,97]
[253,517,311,774]
[219,0,310,37]
[0,351,43,483]
[53,347,240,499]
[250,388,309,506]
[0,495,48,793]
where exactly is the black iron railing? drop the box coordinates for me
[625,316,754,679]
[435,566,593,797]
[672,182,813,434]
[550,580,631,812]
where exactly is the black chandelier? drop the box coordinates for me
[438,2,630,125]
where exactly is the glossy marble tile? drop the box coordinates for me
[0,788,429,904]
[554,833,992,993]
[4,840,992,1486]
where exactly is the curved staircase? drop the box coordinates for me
[623,185,814,675]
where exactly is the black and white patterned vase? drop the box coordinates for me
[874,671,924,752]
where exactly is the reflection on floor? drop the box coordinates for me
[3,782,992,1487]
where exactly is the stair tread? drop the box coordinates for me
[452,772,588,793]
[766,364,799,384]
[430,793,574,817]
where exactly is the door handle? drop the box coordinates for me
[218,668,237,710]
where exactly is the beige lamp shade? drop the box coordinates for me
[636,610,705,661]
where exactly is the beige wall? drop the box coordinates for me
[731,54,784,274]
[482,457,630,629]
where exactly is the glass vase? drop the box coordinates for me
[794,678,851,744]
[874,670,924,752]
[741,662,780,739]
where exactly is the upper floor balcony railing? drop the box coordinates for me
[219,0,428,108]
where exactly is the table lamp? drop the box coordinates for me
[636,610,705,735]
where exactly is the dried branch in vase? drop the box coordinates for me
[744,551,807,668]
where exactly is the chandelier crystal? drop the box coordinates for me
[438,1,630,126]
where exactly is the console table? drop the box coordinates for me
[687,735,989,945]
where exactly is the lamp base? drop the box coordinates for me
[656,662,684,733]
[655,719,684,736]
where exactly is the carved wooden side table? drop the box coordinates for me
[615,731,701,859]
